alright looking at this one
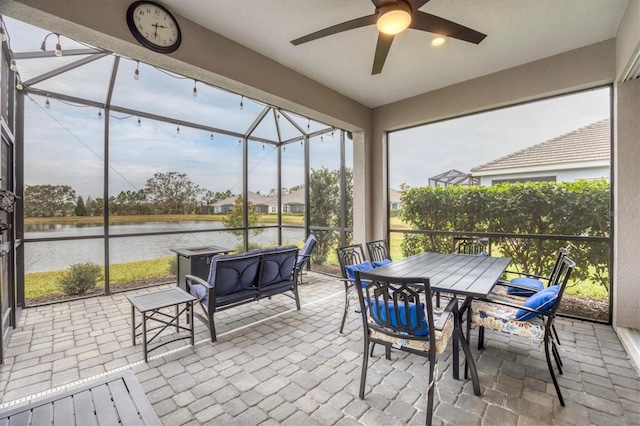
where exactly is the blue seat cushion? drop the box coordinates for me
[373,259,392,268]
[344,261,374,283]
[369,299,428,336]
[515,285,560,320]
[191,283,207,300]
[507,277,544,297]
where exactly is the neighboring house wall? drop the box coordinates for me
[480,166,610,186]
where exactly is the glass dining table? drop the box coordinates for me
[372,251,512,394]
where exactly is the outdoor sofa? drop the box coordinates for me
[185,245,300,341]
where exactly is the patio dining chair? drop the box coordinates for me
[336,244,371,334]
[491,247,570,299]
[488,247,570,353]
[354,270,479,426]
[452,236,491,256]
[467,255,576,406]
[294,234,317,285]
[366,239,392,267]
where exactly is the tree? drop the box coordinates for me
[308,167,340,264]
[24,184,77,217]
[86,197,103,216]
[144,172,202,214]
[110,189,150,215]
[223,195,264,240]
[202,189,232,204]
[74,196,87,216]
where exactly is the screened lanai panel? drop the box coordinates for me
[24,239,105,306]
[287,111,330,135]
[281,140,305,197]
[277,113,305,141]
[108,115,243,233]
[248,140,276,203]
[29,55,115,103]
[13,54,94,84]
[110,59,265,135]
[250,108,280,141]
[23,94,104,235]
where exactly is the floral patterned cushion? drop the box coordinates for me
[489,285,529,305]
[367,306,453,355]
[471,300,545,342]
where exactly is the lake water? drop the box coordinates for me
[24,221,306,273]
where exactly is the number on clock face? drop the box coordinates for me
[133,4,178,47]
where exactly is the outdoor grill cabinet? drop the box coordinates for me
[171,246,232,291]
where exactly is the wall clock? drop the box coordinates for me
[126,1,181,53]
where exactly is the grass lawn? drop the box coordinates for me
[25,258,174,300]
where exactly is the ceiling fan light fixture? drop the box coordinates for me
[376,3,412,35]
[431,35,448,47]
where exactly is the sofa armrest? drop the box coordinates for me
[185,274,212,302]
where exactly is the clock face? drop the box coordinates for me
[126,1,181,53]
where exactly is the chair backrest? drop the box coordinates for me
[354,270,436,346]
[259,245,299,288]
[452,236,490,256]
[336,244,368,279]
[296,234,317,268]
[547,255,576,315]
[546,247,570,285]
[366,239,391,263]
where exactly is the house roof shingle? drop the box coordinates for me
[212,191,271,207]
[471,119,610,173]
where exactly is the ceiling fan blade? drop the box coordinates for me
[372,33,395,75]
[408,0,431,10]
[410,11,487,44]
[291,14,378,45]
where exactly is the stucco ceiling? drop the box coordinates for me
[162,0,629,108]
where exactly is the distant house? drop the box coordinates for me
[471,119,610,186]
[205,191,271,214]
[267,188,305,214]
[389,188,402,211]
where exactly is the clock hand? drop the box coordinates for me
[151,22,159,39]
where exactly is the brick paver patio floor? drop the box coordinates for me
[0,272,638,425]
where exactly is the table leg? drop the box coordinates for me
[142,311,148,363]
[175,304,180,333]
[452,297,460,380]
[131,304,136,346]
[458,296,481,396]
[189,301,194,346]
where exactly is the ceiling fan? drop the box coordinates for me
[290,0,487,75]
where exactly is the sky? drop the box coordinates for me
[388,87,611,189]
[7,16,611,199]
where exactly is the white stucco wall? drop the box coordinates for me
[614,78,640,330]
[478,166,610,186]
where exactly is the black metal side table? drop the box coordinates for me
[128,287,196,362]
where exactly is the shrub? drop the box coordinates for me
[168,257,177,275]
[58,262,102,295]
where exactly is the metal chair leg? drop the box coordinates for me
[426,357,435,426]
[545,336,565,406]
[359,340,370,399]
[552,343,563,373]
[340,293,349,334]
